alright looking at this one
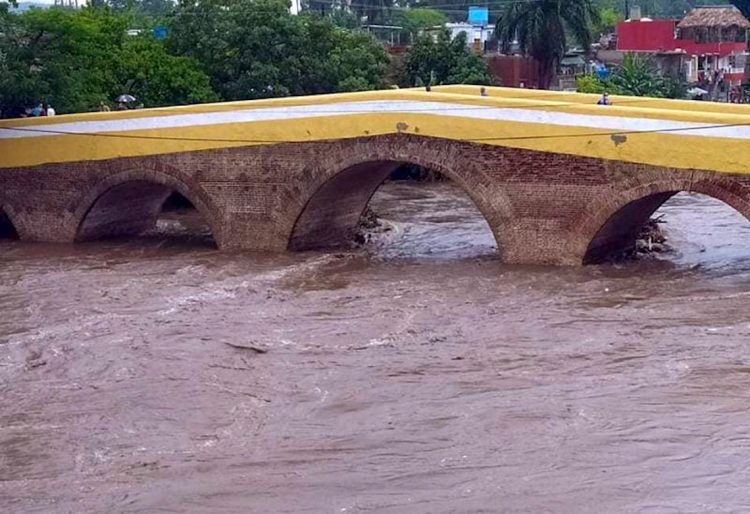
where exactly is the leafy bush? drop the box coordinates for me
[576,74,607,94]
[399,29,492,87]
[577,54,684,99]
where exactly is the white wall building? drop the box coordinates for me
[445,22,494,50]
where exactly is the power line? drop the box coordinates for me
[469,120,750,142]
[0,91,710,124]
[3,115,749,145]
[163,0,545,16]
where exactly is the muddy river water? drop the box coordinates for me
[1,182,750,513]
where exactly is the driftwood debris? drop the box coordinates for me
[223,341,268,354]
[634,216,670,255]
[354,207,394,245]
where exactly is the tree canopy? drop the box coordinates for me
[592,6,623,36]
[168,0,389,100]
[0,0,397,116]
[394,7,447,41]
[0,6,214,116]
[399,29,492,87]
[115,36,218,107]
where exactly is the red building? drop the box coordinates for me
[617,6,750,85]
[618,19,678,52]
[484,54,540,89]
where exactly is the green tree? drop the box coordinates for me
[400,29,492,87]
[0,6,217,116]
[115,35,218,106]
[169,0,388,100]
[0,7,127,115]
[395,7,447,42]
[495,0,599,89]
[593,6,623,35]
[0,6,18,116]
[330,29,390,91]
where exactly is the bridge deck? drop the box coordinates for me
[1,87,749,174]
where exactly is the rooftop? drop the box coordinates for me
[677,6,750,29]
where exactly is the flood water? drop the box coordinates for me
[2,182,750,513]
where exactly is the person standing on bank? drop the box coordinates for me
[597,92,612,105]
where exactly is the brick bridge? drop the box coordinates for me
[1,86,749,265]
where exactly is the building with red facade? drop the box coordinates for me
[616,6,750,85]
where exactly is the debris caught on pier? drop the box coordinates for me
[354,206,396,246]
[604,216,672,263]
[615,216,671,261]
[635,216,670,256]
[358,206,381,231]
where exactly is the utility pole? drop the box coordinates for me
[625,0,630,19]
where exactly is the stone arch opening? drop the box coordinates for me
[287,159,499,257]
[0,208,19,240]
[582,185,750,264]
[76,181,217,247]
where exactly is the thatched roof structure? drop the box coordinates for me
[677,6,750,29]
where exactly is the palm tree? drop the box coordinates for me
[495,0,599,89]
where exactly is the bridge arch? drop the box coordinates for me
[286,145,512,256]
[574,176,750,264]
[73,169,222,246]
[0,204,20,240]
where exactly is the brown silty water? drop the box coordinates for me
[1,180,750,513]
